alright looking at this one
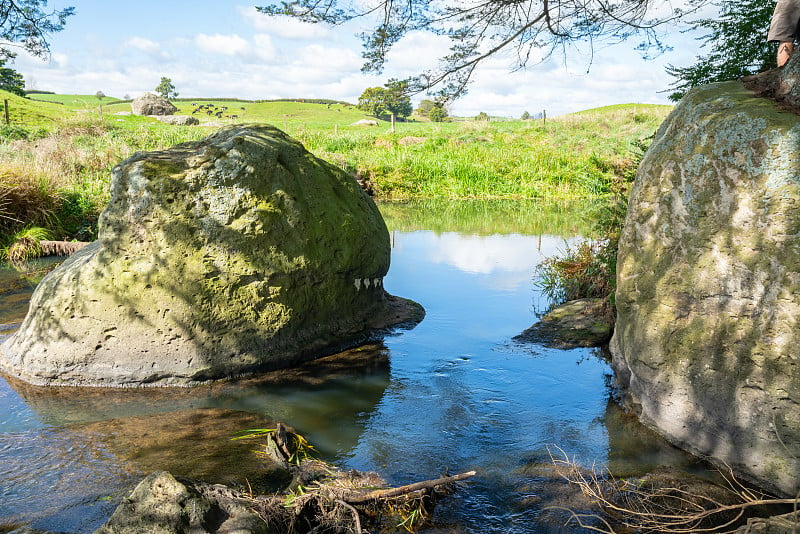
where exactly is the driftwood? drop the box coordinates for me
[242,423,477,533]
[39,240,89,257]
[339,470,478,503]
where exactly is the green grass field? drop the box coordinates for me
[0,90,671,247]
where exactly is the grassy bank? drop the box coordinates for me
[0,91,670,250]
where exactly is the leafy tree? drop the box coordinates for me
[416,98,448,121]
[475,111,490,121]
[0,1,74,61]
[415,99,435,117]
[357,79,412,120]
[521,111,531,120]
[257,0,706,98]
[0,59,25,96]
[666,0,775,102]
[155,77,178,100]
[428,103,448,122]
[95,90,106,101]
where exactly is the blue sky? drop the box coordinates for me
[13,0,718,117]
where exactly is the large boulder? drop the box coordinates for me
[0,124,421,386]
[610,78,800,496]
[131,92,177,116]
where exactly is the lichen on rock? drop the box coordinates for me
[610,78,800,496]
[0,124,422,387]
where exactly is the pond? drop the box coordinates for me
[0,200,705,533]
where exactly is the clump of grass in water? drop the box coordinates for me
[535,143,640,316]
[4,226,51,264]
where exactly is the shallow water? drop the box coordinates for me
[0,200,706,533]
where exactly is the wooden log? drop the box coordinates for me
[341,470,477,503]
[39,241,90,257]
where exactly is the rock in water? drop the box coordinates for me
[1,125,419,386]
[131,93,177,116]
[95,471,270,534]
[610,79,800,496]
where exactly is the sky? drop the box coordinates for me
[12,0,718,117]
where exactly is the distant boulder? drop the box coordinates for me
[153,115,199,126]
[131,92,177,116]
[352,119,379,126]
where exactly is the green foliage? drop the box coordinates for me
[428,103,448,122]
[416,99,435,117]
[0,96,668,243]
[358,79,412,120]
[521,111,531,120]
[666,0,775,102]
[4,226,51,263]
[534,134,648,308]
[95,91,105,101]
[0,1,74,60]
[0,59,24,97]
[155,77,178,100]
[475,111,490,121]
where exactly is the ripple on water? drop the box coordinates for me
[0,428,133,533]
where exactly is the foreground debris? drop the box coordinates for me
[96,423,476,534]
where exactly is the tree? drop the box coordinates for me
[428,103,448,122]
[357,79,412,120]
[256,0,707,99]
[666,0,775,102]
[521,111,531,120]
[0,1,74,61]
[415,99,436,118]
[475,112,490,121]
[0,59,25,96]
[155,77,178,100]
[95,90,106,101]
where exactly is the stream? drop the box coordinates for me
[0,200,707,533]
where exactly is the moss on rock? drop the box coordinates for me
[610,81,800,496]
[0,124,422,386]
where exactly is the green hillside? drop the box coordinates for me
[26,93,123,106]
[0,91,672,248]
[0,90,72,127]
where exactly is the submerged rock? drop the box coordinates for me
[611,75,800,496]
[514,297,612,349]
[0,124,422,386]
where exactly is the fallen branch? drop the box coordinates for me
[340,470,477,503]
[548,446,800,534]
[39,240,89,257]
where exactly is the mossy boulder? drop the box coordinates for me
[610,79,800,496]
[0,124,421,386]
[514,298,612,349]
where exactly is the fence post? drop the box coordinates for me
[3,99,9,125]
[542,110,546,126]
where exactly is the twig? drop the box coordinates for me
[335,500,362,534]
[341,471,477,503]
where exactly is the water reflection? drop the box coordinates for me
[0,201,706,533]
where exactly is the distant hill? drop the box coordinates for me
[0,89,69,126]
[25,93,122,106]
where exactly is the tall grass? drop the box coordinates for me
[0,117,208,246]
[0,96,669,246]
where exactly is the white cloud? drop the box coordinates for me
[252,34,279,61]
[125,37,160,53]
[237,6,333,40]
[195,33,251,56]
